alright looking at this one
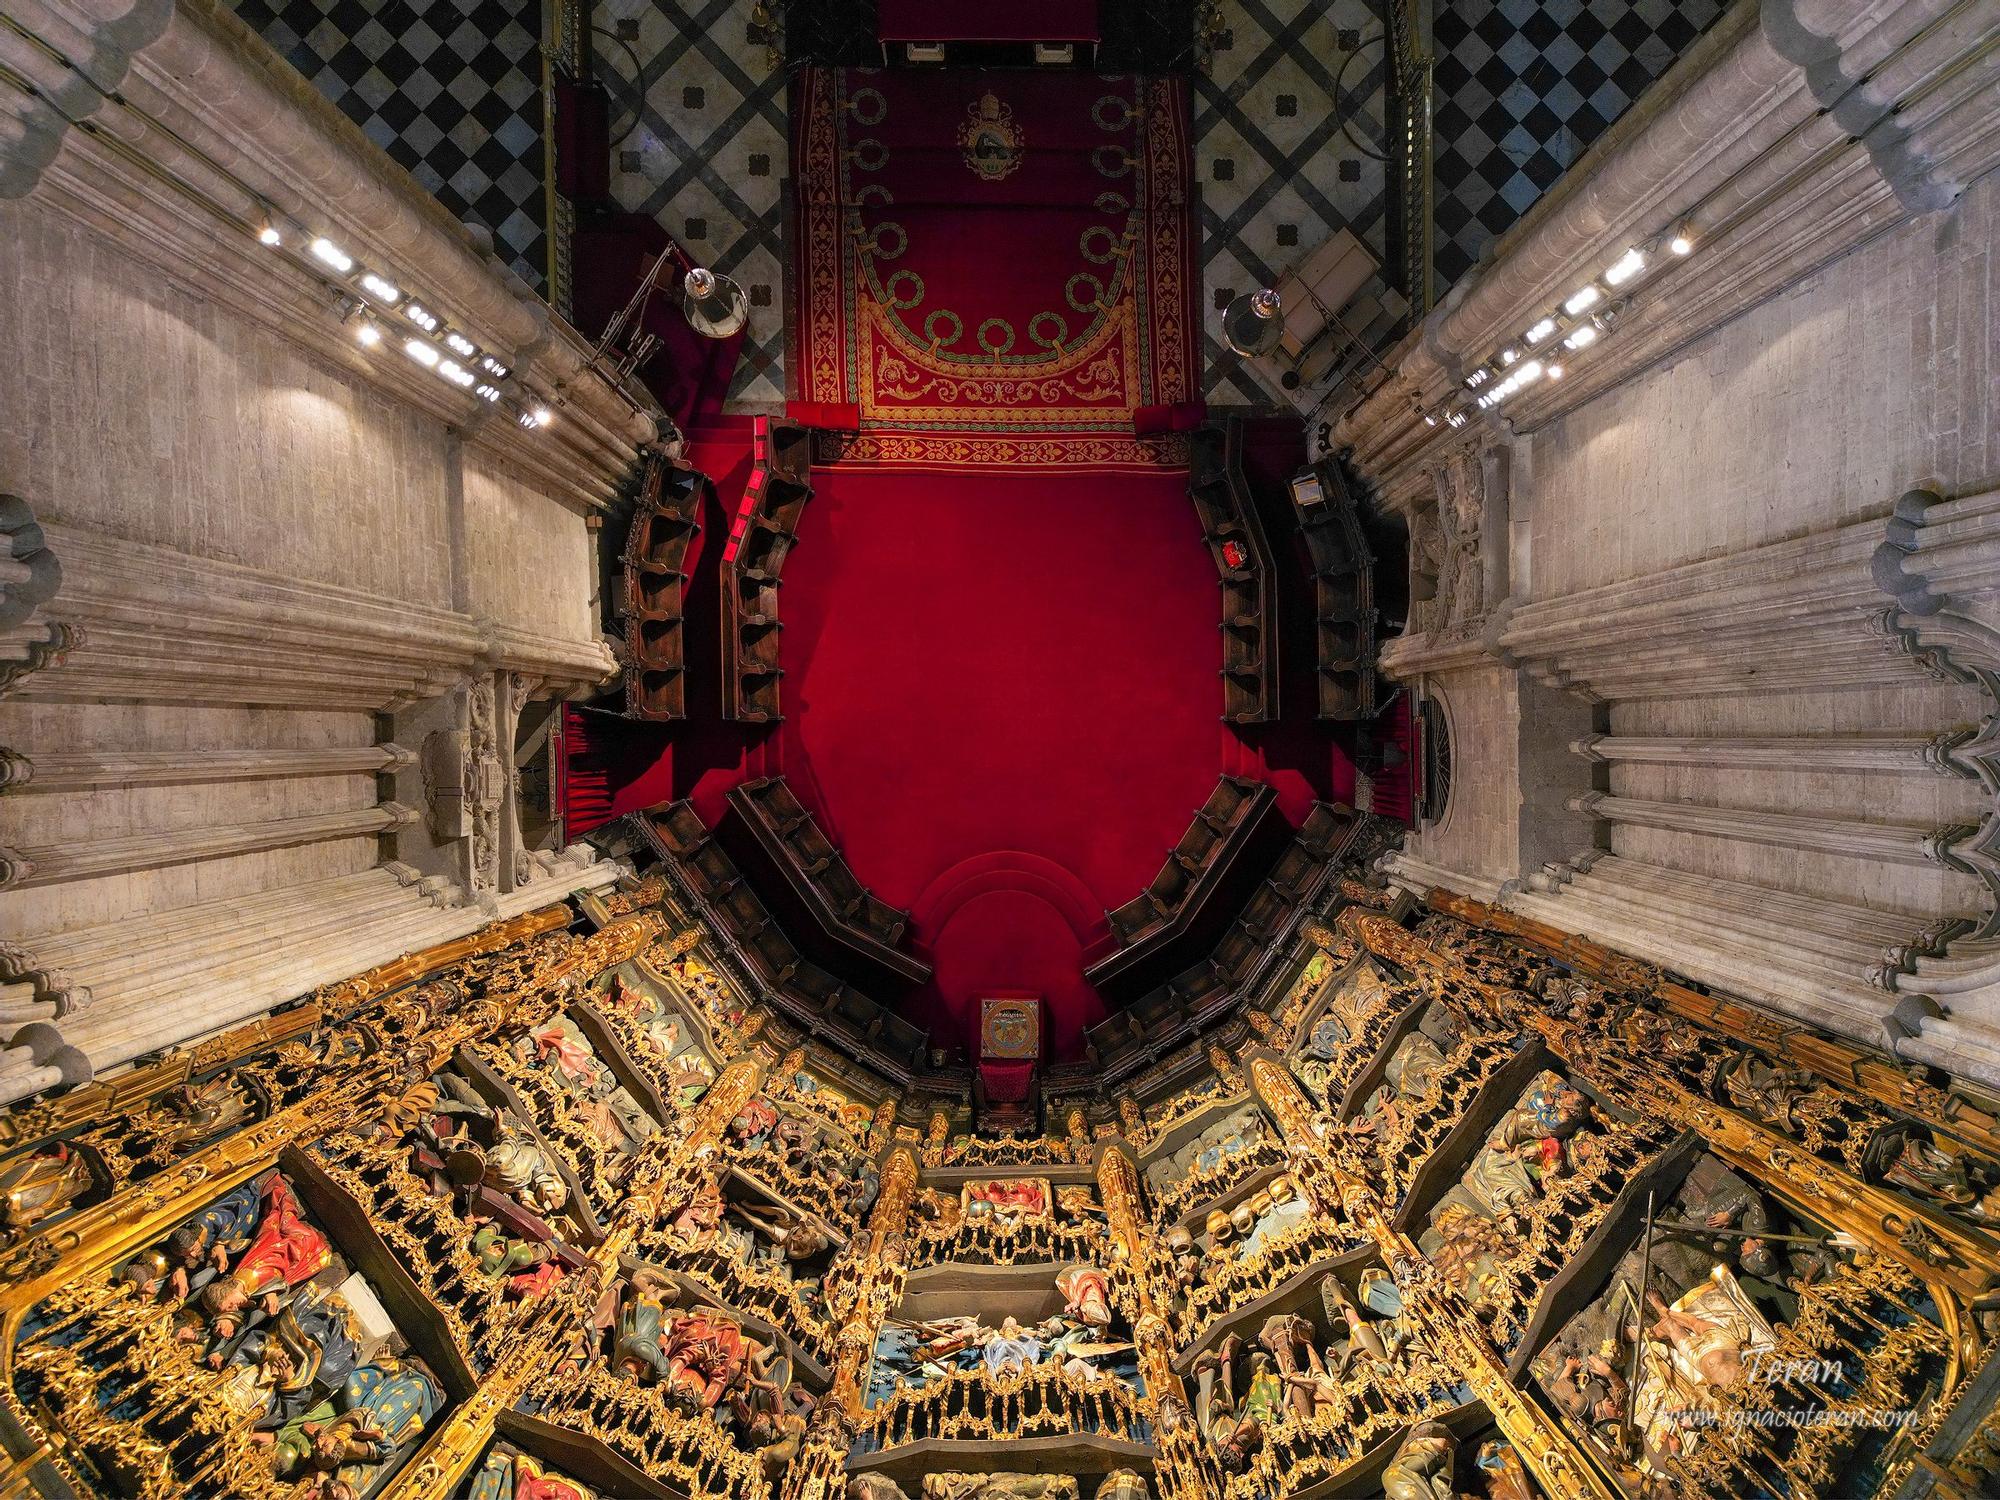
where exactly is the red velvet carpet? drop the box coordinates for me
[791,67,1196,472]
[577,421,1356,1062]
[671,459,1220,1059]
[568,69,1360,1064]
[775,465,1221,1058]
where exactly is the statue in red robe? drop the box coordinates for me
[197,1174,332,1341]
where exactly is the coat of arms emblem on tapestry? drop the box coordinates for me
[959,90,1025,181]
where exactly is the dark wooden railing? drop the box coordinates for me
[725,776,931,985]
[721,418,813,722]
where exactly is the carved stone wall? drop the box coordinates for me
[0,0,647,1104]
[1358,5,2000,1085]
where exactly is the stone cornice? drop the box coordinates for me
[0,0,659,510]
[1334,0,2000,498]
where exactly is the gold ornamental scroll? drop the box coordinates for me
[1247,1049,1621,1500]
[1064,1104,1092,1162]
[1525,1008,2000,1305]
[0,909,668,1313]
[1116,1095,1148,1147]
[1348,907,2000,1303]
[1325,1165,1624,1500]
[0,909,671,1500]
[1096,1142,1220,1500]
[1424,887,2000,1162]
[868,1095,901,1151]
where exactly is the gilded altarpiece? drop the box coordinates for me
[0,871,1997,1500]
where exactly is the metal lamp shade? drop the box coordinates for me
[682,267,750,339]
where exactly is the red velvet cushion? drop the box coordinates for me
[981,1060,1037,1103]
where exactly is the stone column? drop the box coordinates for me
[1567,792,1961,867]
[0,802,419,890]
[1571,732,1959,776]
[1872,486,2000,1075]
[0,496,71,699]
[1096,1142,1217,1500]
[0,743,414,794]
[1450,496,2000,1071]
[1493,518,1906,699]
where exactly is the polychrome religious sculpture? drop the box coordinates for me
[661,1307,762,1414]
[154,1174,264,1298]
[1381,1420,1458,1500]
[269,1357,442,1497]
[151,1073,257,1153]
[218,1283,361,1429]
[1055,1263,1112,1329]
[468,1449,596,1500]
[963,1179,1050,1219]
[0,1141,95,1235]
[982,1317,1042,1377]
[195,1172,334,1345]
[612,1271,675,1382]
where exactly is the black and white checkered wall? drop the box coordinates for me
[1432,0,1726,291]
[226,0,549,294]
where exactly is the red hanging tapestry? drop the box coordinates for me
[790,67,1198,473]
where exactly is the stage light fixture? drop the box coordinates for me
[1604,247,1645,286]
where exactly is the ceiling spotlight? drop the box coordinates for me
[1423,413,1438,427]
[405,302,440,334]
[258,224,283,247]
[1524,318,1556,345]
[445,332,477,359]
[1546,363,1564,380]
[1564,285,1601,316]
[310,237,354,273]
[403,337,441,368]
[1561,324,1599,350]
[531,405,552,427]
[1604,247,1646,286]
[358,272,402,305]
[1669,225,1694,256]
[355,320,381,348]
[479,355,510,378]
[1500,348,1518,366]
